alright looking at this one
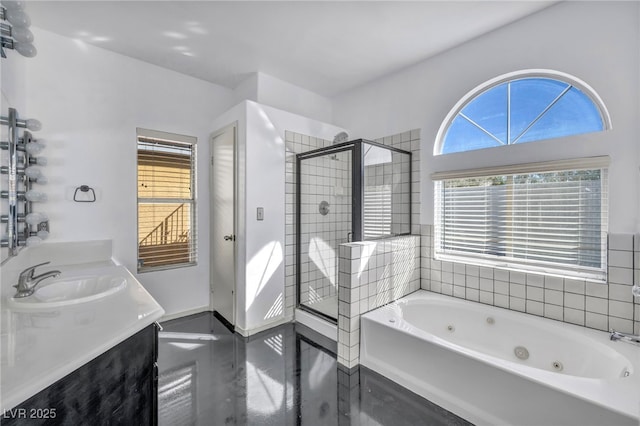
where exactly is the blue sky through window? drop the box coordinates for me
[440,77,604,154]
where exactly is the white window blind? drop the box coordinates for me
[137,129,197,272]
[363,184,392,239]
[433,157,609,281]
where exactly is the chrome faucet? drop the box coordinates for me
[610,330,640,346]
[13,261,61,298]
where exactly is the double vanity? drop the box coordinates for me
[0,240,164,424]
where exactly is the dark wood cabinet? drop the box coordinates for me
[2,324,158,425]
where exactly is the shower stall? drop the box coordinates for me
[296,139,412,322]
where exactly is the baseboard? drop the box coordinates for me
[160,305,211,322]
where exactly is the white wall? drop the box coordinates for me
[232,72,333,125]
[333,1,640,233]
[256,72,333,124]
[212,100,345,335]
[23,27,235,317]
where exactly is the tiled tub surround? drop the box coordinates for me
[337,235,421,368]
[420,225,640,335]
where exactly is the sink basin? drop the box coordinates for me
[7,274,127,310]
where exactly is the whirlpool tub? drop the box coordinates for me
[360,291,640,426]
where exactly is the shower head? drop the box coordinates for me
[333,131,349,144]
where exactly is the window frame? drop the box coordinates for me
[433,69,612,156]
[432,156,609,282]
[136,128,197,273]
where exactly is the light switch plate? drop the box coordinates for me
[257,207,264,221]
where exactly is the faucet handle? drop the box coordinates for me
[20,261,51,277]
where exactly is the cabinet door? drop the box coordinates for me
[2,325,157,426]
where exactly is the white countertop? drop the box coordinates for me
[0,261,164,411]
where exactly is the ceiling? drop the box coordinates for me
[27,1,557,97]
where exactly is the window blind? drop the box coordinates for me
[433,160,608,281]
[363,184,392,239]
[137,131,197,271]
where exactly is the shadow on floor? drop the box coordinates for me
[158,313,472,426]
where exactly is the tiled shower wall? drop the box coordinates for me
[285,129,423,319]
[421,225,640,334]
[373,130,421,236]
[284,131,333,318]
[363,149,411,238]
[298,151,352,306]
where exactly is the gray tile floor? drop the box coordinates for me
[158,312,472,425]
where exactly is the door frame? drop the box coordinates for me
[209,122,238,327]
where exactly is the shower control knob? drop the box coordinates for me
[223,235,235,241]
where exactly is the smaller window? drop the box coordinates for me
[432,157,609,281]
[137,128,197,272]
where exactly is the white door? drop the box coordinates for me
[210,124,236,325]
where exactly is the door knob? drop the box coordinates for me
[224,235,235,241]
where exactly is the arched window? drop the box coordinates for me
[435,70,611,155]
[432,70,611,281]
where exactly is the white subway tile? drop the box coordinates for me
[609,317,634,334]
[510,271,526,285]
[544,276,563,291]
[564,279,585,295]
[544,304,563,321]
[494,293,509,309]
[479,291,494,305]
[526,274,544,287]
[585,296,608,315]
[564,308,585,326]
[609,250,633,268]
[585,312,608,331]
[453,285,466,299]
[494,281,509,295]
[509,283,525,299]
[564,293,585,310]
[609,300,634,320]
[608,283,634,302]
[608,267,633,286]
[586,282,608,298]
[526,300,544,316]
[510,297,525,312]
[608,233,633,251]
[466,288,480,302]
[479,278,494,292]
[526,286,544,302]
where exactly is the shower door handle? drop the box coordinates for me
[347,232,352,242]
[224,235,235,241]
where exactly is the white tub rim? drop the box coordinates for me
[361,290,640,420]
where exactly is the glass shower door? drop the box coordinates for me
[297,149,352,321]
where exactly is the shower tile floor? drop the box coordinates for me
[158,312,472,426]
